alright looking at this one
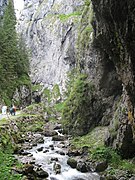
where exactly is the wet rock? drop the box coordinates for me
[129,177,135,180]
[36,137,44,144]
[52,135,65,141]
[29,160,35,164]
[36,168,49,178]
[76,161,88,172]
[27,153,33,157]
[43,130,58,137]
[100,176,106,180]
[67,149,82,156]
[119,177,126,180]
[56,150,65,155]
[49,144,54,150]
[23,164,34,174]
[51,157,58,162]
[53,162,61,174]
[17,149,31,155]
[50,177,58,180]
[58,129,63,134]
[82,146,89,155]
[53,124,62,130]
[31,135,44,145]
[33,143,37,146]
[67,158,77,168]
[105,175,117,180]
[37,147,44,152]
[43,149,49,153]
[95,161,108,172]
[22,151,31,156]
[49,144,54,148]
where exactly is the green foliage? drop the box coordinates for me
[52,84,61,100]
[71,126,135,176]
[43,88,51,103]
[26,121,44,132]
[91,147,120,163]
[32,84,43,92]
[0,0,31,104]
[64,68,78,97]
[54,102,65,112]
[71,126,107,150]
[76,1,93,68]
[58,11,81,21]
[0,149,22,180]
[62,73,95,135]
[85,0,91,6]
[0,125,22,179]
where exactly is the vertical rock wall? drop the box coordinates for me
[17,0,84,90]
[17,0,135,157]
[91,0,135,158]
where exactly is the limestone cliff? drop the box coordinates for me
[17,0,84,90]
[91,0,135,158]
[17,0,135,158]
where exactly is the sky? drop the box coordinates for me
[13,0,24,19]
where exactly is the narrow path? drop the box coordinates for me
[0,111,20,121]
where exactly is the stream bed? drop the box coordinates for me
[17,131,100,180]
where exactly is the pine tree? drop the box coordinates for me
[0,0,30,104]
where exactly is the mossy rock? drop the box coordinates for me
[67,158,77,168]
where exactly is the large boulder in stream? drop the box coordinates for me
[35,167,49,178]
[53,162,61,174]
[67,158,77,168]
[76,161,88,173]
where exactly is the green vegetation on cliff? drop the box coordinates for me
[62,73,95,136]
[77,0,93,68]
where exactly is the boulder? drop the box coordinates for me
[52,135,65,141]
[76,161,88,172]
[67,158,77,168]
[95,161,108,172]
[53,162,61,174]
[37,147,44,152]
[36,168,49,178]
[23,164,34,174]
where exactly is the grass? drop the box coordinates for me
[71,126,107,150]
[0,148,22,180]
[71,126,135,177]
[54,102,65,112]
[0,118,8,125]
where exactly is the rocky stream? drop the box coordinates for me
[16,123,100,180]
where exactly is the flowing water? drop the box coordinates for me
[20,131,100,180]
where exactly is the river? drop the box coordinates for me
[17,129,100,180]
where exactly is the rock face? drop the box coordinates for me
[17,0,84,90]
[18,0,135,157]
[91,0,135,158]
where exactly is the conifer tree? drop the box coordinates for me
[0,0,30,104]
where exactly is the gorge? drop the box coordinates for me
[0,0,135,179]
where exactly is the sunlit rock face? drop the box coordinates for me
[0,0,7,15]
[17,0,84,90]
